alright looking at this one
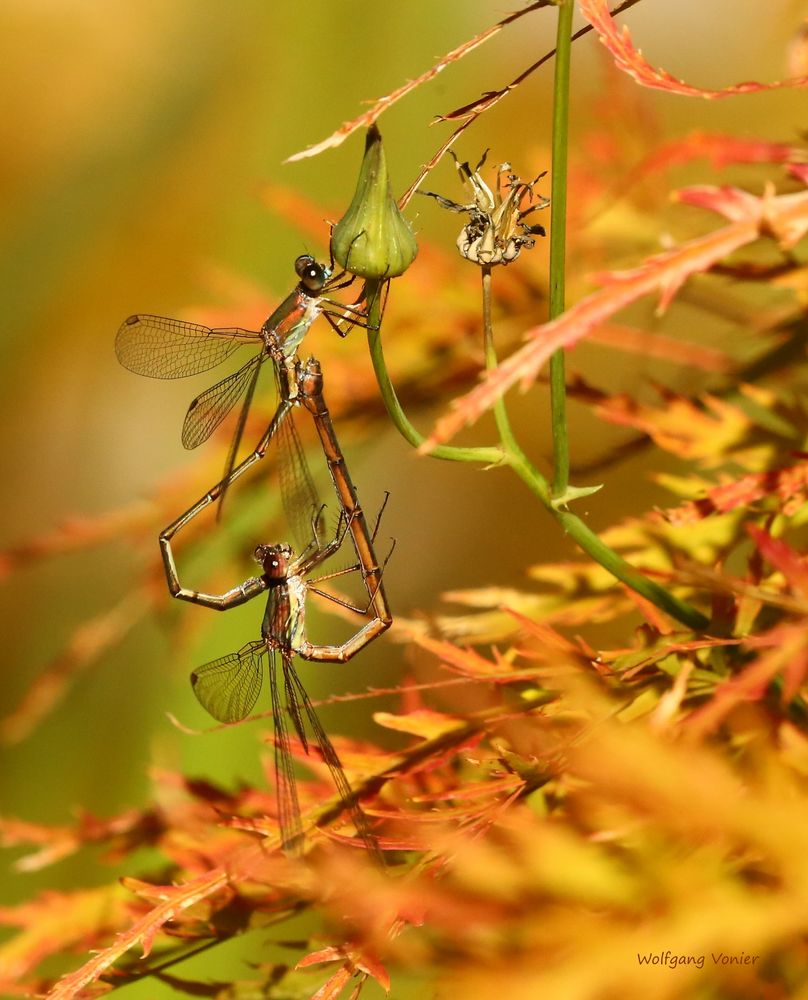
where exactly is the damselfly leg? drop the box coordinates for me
[187,508,389,856]
[117,255,372,510]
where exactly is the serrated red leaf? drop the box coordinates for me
[0,807,158,873]
[299,943,390,996]
[423,184,781,447]
[639,130,805,174]
[684,625,808,739]
[298,946,344,968]
[661,458,808,524]
[285,3,542,162]
[589,322,733,373]
[677,183,808,248]
[580,0,808,98]
[373,709,465,740]
[594,387,749,461]
[676,184,763,223]
[500,609,579,653]
[747,524,808,598]
[411,635,505,678]
[309,965,353,1000]
[44,866,232,999]
[0,886,130,991]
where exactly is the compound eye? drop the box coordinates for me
[295,254,327,292]
[294,253,314,275]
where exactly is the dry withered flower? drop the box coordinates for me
[421,151,548,266]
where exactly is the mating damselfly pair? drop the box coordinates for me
[117,254,392,855]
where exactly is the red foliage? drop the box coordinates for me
[425,176,808,448]
[5,5,808,999]
[579,0,808,97]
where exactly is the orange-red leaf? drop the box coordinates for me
[661,459,808,524]
[285,3,542,162]
[594,387,750,461]
[580,0,808,98]
[424,182,808,447]
[44,866,232,999]
[0,807,157,872]
[638,130,806,174]
[0,886,130,991]
[373,709,465,740]
[299,943,390,996]
[747,524,808,598]
[684,625,808,739]
[411,634,506,678]
[309,965,353,1000]
[588,322,733,372]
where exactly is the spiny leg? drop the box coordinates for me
[307,492,392,585]
[307,535,395,615]
[161,400,293,600]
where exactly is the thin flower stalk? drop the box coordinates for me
[548,0,573,499]
[361,8,709,631]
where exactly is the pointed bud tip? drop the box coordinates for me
[332,126,418,280]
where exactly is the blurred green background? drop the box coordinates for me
[1,0,806,994]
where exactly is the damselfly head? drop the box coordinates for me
[255,542,295,579]
[295,254,330,294]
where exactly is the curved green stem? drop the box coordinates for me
[363,17,710,632]
[507,452,708,629]
[480,273,707,628]
[365,279,503,465]
[365,270,707,629]
[481,265,519,454]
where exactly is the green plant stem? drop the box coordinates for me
[481,269,706,629]
[511,448,709,629]
[366,273,708,629]
[548,0,573,498]
[364,279,502,465]
[364,23,710,632]
[481,265,520,454]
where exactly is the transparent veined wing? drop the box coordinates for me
[116,314,261,379]
[277,408,327,554]
[279,655,380,859]
[190,641,265,723]
[181,356,264,449]
[213,355,265,515]
[269,649,304,852]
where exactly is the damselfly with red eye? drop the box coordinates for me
[160,360,394,854]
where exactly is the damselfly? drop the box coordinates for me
[159,355,391,600]
[160,356,393,854]
[116,255,366,507]
[180,513,387,854]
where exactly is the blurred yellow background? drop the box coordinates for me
[1,0,806,994]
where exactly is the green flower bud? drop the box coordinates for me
[332,125,418,280]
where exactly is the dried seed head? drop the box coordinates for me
[422,151,549,266]
[332,125,418,280]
